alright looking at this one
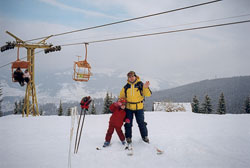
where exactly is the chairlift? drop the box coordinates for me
[73,43,92,82]
[11,47,30,82]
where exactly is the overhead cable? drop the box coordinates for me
[52,13,250,44]
[0,50,43,69]
[25,0,222,42]
[59,19,250,46]
[2,19,249,69]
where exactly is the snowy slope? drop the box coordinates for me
[1,111,250,168]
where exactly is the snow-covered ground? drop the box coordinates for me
[1,111,250,168]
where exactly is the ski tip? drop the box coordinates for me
[156,148,164,155]
[96,147,101,150]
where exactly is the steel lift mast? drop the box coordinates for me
[6,31,52,117]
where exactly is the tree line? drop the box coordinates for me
[12,92,115,116]
[8,91,250,116]
[191,92,250,114]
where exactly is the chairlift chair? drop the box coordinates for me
[11,47,30,82]
[73,43,92,82]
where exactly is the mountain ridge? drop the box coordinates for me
[145,75,250,113]
[1,67,249,114]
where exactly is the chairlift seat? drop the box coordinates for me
[11,60,30,82]
[73,60,92,82]
[73,43,92,82]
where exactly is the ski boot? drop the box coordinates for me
[126,138,132,144]
[103,141,110,147]
[142,136,149,143]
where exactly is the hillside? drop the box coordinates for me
[0,68,171,114]
[145,76,250,113]
[2,75,250,115]
[1,111,250,168]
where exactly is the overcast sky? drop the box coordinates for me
[1,0,250,87]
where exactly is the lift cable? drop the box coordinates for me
[0,50,43,69]
[1,19,249,69]
[24,0,222,42]
[58,19,250,46]
[51,13,250,45]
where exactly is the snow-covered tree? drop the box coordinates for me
[14,99,24,114]
[201,95,213,114]
[90,99,97,115]
[103,92,113,114]
[164,102,186,112]
[191,95,200,113]
[244,96,250,114]
[58,100,63,116]
[217,92,226,114]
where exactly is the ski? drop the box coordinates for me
[125,143,133,156]
[155,147,164,155]
[143,141,164,155]
[96,143,113,150]
[96,147,102,150]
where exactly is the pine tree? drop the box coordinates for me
[201,95,213,114]
[0,85,3,117]
[67,108,71,116]
[18,100,22,114]
[13,101,19,114]
[103,92,113,114]
[217,92,226,114]
[58,100,63,116]
[20,98,27,114]
[90,99,97,115]
[39,108,43,116]
[191,95,200,113]
[244,96,250,113]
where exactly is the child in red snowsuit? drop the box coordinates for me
[103,98,127,147]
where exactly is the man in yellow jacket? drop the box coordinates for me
[119,71,152,144]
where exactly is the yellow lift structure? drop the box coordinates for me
[6,31,52,117]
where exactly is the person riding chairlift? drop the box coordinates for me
[23,69,31,84]
[13,67,24,86]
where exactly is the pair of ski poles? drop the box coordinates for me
[74,107,87,154]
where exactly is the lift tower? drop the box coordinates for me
[6,31,52,117]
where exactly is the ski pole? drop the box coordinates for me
[75,108,87,154]
[74,108,83,154]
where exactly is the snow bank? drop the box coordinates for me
[0,112,250,168]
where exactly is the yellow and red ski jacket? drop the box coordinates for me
[119,76,152,110]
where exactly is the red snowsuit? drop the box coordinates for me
[105,103,126,142]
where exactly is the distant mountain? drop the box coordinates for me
[144,76,250,114]
[0,68,172,114]
[2,66,249,114]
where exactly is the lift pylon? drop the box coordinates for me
[6,31,52,117]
